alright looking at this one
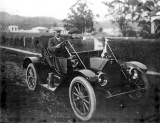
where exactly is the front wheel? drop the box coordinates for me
[26,63,38,91]
[128,73,149,100]
[69,76,96,121]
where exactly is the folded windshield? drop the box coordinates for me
[67,37,103,52]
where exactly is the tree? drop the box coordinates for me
[62,19,74,30]
[99,27,103,32]
[64,0,94,33]
[103,0,141,36]
[53,22,58,27]
[136,0,160,37]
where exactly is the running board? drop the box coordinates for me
[40,84,57,91]
[106,88,146,98]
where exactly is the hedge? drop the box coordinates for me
[107,39,160,72]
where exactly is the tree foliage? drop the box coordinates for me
[99,27,103,32]
[103,0,160,37]
[103,0,141,36]
[53,22,58,27]
[136,0,159,36]
[63,1,94,33]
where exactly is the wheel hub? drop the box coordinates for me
[79,93,83,99]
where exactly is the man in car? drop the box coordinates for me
[47,31,70,87]
[48,31,66,56]
[48,31,68,74]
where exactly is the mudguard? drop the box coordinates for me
[76,69,97,82]
[23,57,40,69]
[125,61,147,73]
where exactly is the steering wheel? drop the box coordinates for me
[63,40,87,69]
[60,41,68,48]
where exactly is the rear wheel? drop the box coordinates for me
[128,73,149,100]
[26,63,38,91]
[69,76,96,121]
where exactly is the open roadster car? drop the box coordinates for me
[23,34,149,121]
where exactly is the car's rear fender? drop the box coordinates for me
[124,61,147,73]
[23,57,40,69]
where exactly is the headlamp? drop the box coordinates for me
[97,72,108,86]
[129,68,138,79]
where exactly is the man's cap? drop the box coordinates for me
[68,28,80,34]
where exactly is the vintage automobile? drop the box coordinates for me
[23,34,149,121]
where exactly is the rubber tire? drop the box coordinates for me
[26,63,38,91]
[69,76,96,121]
[140,73,150,97]
[129,73,150,100]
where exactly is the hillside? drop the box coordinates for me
[0,12,63,30]
[0,11,116,31]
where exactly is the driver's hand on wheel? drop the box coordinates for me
[60,41,67,47]
[56,44,61,48]
[55,42,65,49]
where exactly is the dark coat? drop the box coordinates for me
[48,36,68,57]
[48,36,61,54]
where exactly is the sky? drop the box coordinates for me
[0,0,108,21]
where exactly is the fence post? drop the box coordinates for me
[23,37,26,47]
[13,37,14,46]
[18,37,21,48]
[7,37,10,46]
[32,37,35,52]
